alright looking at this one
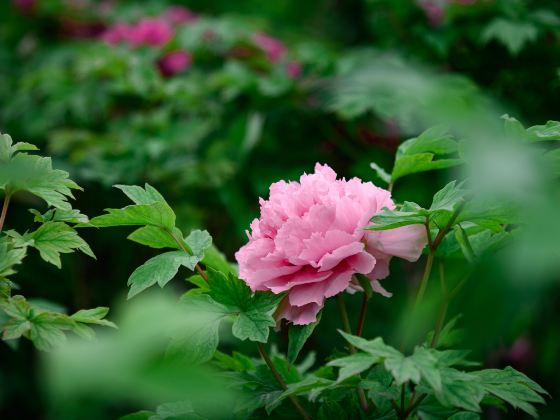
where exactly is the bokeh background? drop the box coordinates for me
[1,0,559,418]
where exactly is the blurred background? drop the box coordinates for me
[0,0,559,418]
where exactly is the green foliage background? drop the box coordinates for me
[1,0,559,418]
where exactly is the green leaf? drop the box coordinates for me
[481,18,538,55]
[119,411,155,420]
[127,225,182,249]
[370,162,391,185]
[448,412,480,420]
[410,347,442,392]
[368,201,427,230]
[6,222,94,268]
[328,352,377,382]
[90,202,176,231]
[169,294,228,364]
[318,401,348,420]
[30,208,90,225]
[435,368,486,412]
[471,367,547,417]
[114,183,167,205]
[0,154,81,210]
[127,251,199,298]
[288,312,321,364]
[338,331,401,359]
[201,245,237,276]
[384,353,421,385]
[0,133,38,162]
[70,307,117,329]
[0,238,27,278]
[430,181,465,213]
[266,375,333,413]
[392,126,462,182]
[526,120,560,141]
[27,311,76,351]
[207,269,282,342]
[184,229,212,258]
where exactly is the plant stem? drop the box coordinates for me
[413,251,434,311]
[256,343,312,420]
[167,229,208,281]
[400,384,406,413]
[430,261,448,348]
[335,294,370,412]
[0,192,11,233]
[336,294,353,350]
[355,294,369,337]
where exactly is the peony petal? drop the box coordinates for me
[367,224,427,262]
[278,302,322,325]
[318,242,364,272]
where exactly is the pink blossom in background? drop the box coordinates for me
[251,32,287,63]
[158,50,192,77]
[128,18,173,47]
[163,6,198,25]
[235,163,427,325]
[100,23,132,45]
[286,61,302,79]
[12,0,36,12]
[418,0,445,26]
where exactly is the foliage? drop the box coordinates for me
[0,133,115,351]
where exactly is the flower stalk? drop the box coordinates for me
[256,342,312,420]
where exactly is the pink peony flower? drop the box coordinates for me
[163,6,198,25]
[158,50,192,77]
[128,18,173,47]
[286,61,302,79]
[251,32,287,63]
[418,0,445,26]
[235,163,427,325]
[100,23,132,45]
[13,0,36,12]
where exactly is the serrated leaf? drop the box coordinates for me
[0,238,27,278]
[392,126,462,182]
[436,369,485,412]
[411,347,442,392]
[207,269,282,343]
[288,312,321,364]
[184,230,212,258]
[338,331,401,359]
[90,202,176,231]
[0,133,38,162]
[114,183,167,205]
[70,307,117,329]
[6,222,95,268]
[481,18,538,55]
[266,375,333,413]
[0,153,81,210]
[526,120,560,141]
[429,181,465,213]
[328,352,377,382]
[368,201,427,230]
[169,294,228,364]
[127,251,200,298]
[127,225,182,249]
[471,367,547,417]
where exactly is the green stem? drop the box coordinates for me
[257,343,312,420]
[336,294,370,412]
[355,294,369,337]
[413,252,434,311]
[336,294,353,349]
[0,192,11,233]
[430,261,448,348]
[166,228,208,281]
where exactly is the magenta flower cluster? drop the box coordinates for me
[235,164,427,325]
[99,6,197,77]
